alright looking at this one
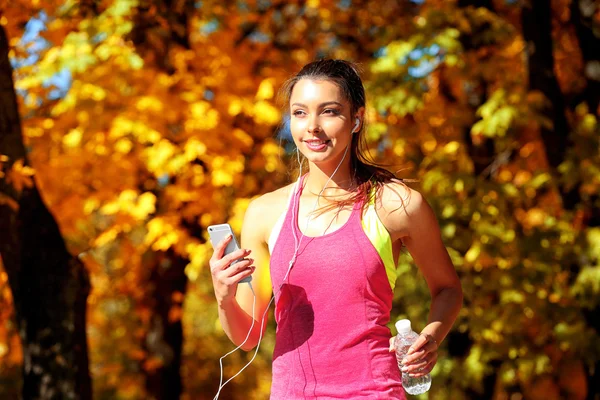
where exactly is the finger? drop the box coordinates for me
[403,353,437,375]
[210,234,233,261]
[408,357,437,377]
[407,334,428,355]
[223,258,254,278]
[404,352,435,372]
[403,340,437,364]
[222,248,251,267]
[389,336,395,353]
[225,265,256,285]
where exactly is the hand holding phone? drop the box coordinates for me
[208,224,252,284]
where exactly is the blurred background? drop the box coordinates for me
[0,0,599,399]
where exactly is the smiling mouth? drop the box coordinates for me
[303,139,330,145]
[303,139,331,151]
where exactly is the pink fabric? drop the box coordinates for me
[269,175,405,399]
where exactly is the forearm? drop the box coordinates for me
[421,285,463,345]
[217,297,264,351]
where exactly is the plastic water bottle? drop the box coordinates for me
[394,319,432,395]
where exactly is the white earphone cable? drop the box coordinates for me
[213,140,351,399]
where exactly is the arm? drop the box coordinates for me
[402,191,462,344]
[383,185,463,375]
[211,197,273,351]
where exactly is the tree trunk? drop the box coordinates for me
[455,0,498,178]
[141,250,187,400]
[522,4,599,397]
[457,0,493,10]
[521,0,570,172]
[570,0,600,115]
[0,26,92,400]
[126,3,194,396]
[568,0,600,226]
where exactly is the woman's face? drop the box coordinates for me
[289,79,360,167]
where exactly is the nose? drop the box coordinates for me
[307,115,321,134]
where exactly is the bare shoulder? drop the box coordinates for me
[243,182,297,243]
[376,181,431,241]
[380,181,427,214]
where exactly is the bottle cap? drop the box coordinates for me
[395,319,412,334]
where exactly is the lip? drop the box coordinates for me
[303,139,330,151]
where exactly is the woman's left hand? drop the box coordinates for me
[388,333,438,377]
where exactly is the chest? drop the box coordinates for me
[295,198,355,237]
[273,221,384,298]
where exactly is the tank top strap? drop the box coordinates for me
[290,174,305,212]
[290,174,307,235]
[295,173,307,199]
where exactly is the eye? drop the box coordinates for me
[323,108,340,115]
[292,110,306,117]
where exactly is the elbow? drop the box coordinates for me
[451,280,463,301]
[240,342,257,352]
[239,333,262,352]
[454,285,464,313]
[435,284,463,308]
[452,283,463,307]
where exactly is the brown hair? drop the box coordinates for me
[279,59,409,214]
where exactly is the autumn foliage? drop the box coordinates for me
[0,0,599,399]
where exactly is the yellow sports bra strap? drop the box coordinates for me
[361,188,398,291]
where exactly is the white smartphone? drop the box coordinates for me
[207,223,252,284]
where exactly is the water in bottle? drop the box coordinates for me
[394,319,432,395]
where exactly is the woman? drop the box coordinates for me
[210,59,463,399]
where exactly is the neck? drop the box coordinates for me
[303,156,355,197]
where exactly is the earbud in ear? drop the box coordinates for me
[353,118,360,133]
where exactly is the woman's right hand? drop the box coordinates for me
[209,234,255,305]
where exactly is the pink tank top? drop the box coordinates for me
[269,175,405,399]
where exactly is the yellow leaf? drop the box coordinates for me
[256,78,275,100]
[228,98,243,116]
[81,83,106,101]
[230,198,251,233]
[153,231,179,251]
[130,192,156,220]
[145,218,167,246]
[184,139,207,161]
[423,139,437,153]
[94,227,120,247]
[188,101,220,130]
[136,96,163,113]
[233,128,254,148]
[145,140,176,174]
[211,156,244,187]
[126,52,144,70]
[100,201,120,215]
[109,116,133,139]
[185,242,211,282]
[114,138,133,154]
[525,208,546,228]
[145,217,180,251]
[253,101,280,125]
[465,242,481,263]
[5,159,35,193]
[63,127,83,148]
[84,198,100,215]
[444,141,460,154]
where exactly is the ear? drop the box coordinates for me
[353,117,360,133]
[353,107,365,133]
